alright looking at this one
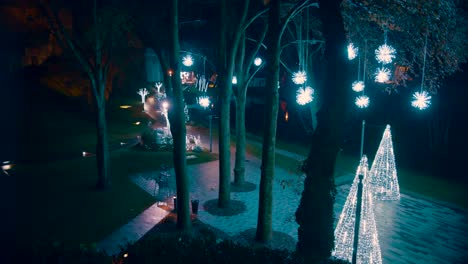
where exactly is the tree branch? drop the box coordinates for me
[279,1,319,41]
[244,8,269,31]
[245,22,268,77]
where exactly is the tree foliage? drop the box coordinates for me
[341,0,468,93]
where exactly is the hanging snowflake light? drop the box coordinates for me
[254,57,263,66]
[197,96,210,109]
[332,155,382,264]
[375,44,396,64]
[352,81,365,92]
[369,125,400,200]
[296,86,314,105]
[347,43,358,60]
[411,91,431,110]
[292,71,307,85]
[355,95,370,108]
[232,76,238,85]
[374,67,391,83]
[182,55,194,67]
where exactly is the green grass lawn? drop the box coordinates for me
[6,149,217,246]
[2,93,218,246]
[243,132,467,209]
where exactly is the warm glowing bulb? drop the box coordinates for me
[182,55,194,67]
[232,76,237,84]
[292,71,307,85]
[411,91,431,110]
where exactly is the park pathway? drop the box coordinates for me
[98,103,468,263]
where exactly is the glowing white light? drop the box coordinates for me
[182,55,194,67]
[352,81,365,92]
[137,88,149,104]
[292,71,307,85]
[375,44,396,64]
[369,125,400,200]
[374,68,391,83]
[161,101,170,129]
[155,82,163,93]
[355,95,370,108]
[196,75,208,92]
[254,57,263,66]
[348,43,358,60]
[162,101,169,111]
[197,96,210,109]
[332,155,382,264]
[411,91,431,110]
[232,76,237,85]
[296,86,314,105]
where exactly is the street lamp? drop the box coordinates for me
[254,57,262,66]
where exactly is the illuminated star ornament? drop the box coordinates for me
[369,125,400,200]
[292,71,307,85]
[374,67,391,83]
[355,95,370,108]
[332,155,382,264]
[411,91,431,110]
[352,81,365,92]
[197,96,210,109]
[296,86,314,105]
[182,55,194,67]
[375,44,396,64]
[348,43,358,60]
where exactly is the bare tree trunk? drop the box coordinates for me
[256,0,280,243]
[295,0,351,262]
[234,90,247,186]
[218,74,232,207]
[217,0,250,208]
[168,0,191,231]
[95,92,110,189]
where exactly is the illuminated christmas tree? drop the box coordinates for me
[332,155,382,264]
[369,125,400,200]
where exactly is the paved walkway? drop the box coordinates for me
[97,104,468,263]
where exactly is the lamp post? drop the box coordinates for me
[360,120,365,158]
[352,173,364,264]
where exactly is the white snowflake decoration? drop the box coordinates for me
[411,91,431,110]
[369,125,400,200]
[352,81,365,92]
[375,44,396,64]
[348,43,358,60]
[332,155,382,264]
[182,55,194,67]
[296,86,314,105]
[197,96,210,109]
[374,68,391,83]
[254,57,263,66]
[355,95,370,108]
[292,71,307,85]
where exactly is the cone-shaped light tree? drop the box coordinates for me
[369,125,400,201]
[332,155,382,264]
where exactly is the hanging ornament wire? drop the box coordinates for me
[412,33,431,110]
